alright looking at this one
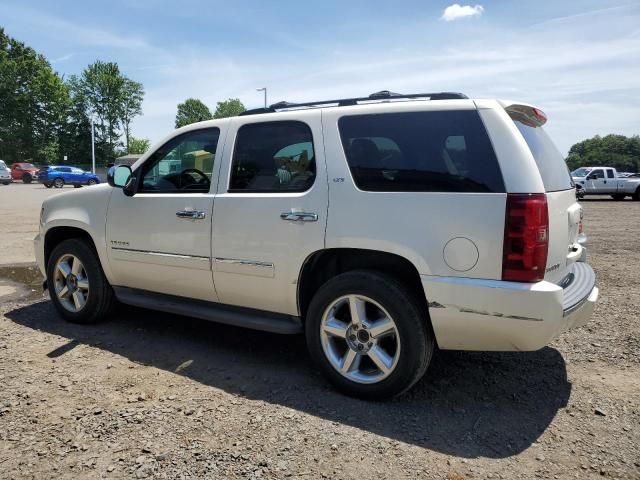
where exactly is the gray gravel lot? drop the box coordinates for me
[0,185,638,479]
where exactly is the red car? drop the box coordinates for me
[11,162,39,183]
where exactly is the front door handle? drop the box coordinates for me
[176,210,206,220]
[280,211,318,222]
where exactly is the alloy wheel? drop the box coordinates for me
[53,254,90,312]
[319,294,400,384]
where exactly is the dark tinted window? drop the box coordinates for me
[229,121,315,192]
[338,110,504,192]
[511,118,573,192]
[590,169,604,179]
[139,128,219,193]
[606,169,615,179]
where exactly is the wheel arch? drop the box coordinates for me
[297,248,432,329]
[44,226,98,267]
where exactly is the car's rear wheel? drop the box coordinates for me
[305,270,433,399]
[22,174,32,184]
[53,178,64,188]
[47,238,114,324]
[88,179,97,186]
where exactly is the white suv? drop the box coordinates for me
[34,91,598,398]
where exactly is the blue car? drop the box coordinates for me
[37,166,100,189]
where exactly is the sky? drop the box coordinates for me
[1,0,639,154]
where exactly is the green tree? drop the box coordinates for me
[128,137,150,154]
[566,134,640,173]
[120,78,144,153]
[175,98,212,128]
[68,61,145,165]
[0,27,69,164]
[213,98,246,119]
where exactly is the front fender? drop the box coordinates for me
[41,184,115,283]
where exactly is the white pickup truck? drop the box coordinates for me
[572,167,640,200]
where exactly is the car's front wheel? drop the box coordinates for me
[306,270,433,399]
[47,238,114,324]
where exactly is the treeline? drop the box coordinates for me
[175,98,246,128]
[566,134,640,173]
[0,27,147,166]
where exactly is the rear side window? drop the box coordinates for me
[511,117,573,192]
[229,121,315,193]
[338,110,504,193]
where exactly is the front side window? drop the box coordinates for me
[338,110,504,193]
[590,169,604,179]
[139,128,220,193]
[229,121,315,192]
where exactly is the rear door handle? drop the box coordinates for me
[176,210,206,220]
[280,211,318,222]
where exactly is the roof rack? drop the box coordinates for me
[239,90,468,116]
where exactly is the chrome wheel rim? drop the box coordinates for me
[53,254,89,312]
[320,295,400,384]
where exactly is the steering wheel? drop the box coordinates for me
[179,168,210,190]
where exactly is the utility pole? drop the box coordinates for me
[257,87,267,108]
[91,117,96,174]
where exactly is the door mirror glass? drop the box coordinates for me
[108,165,133,188]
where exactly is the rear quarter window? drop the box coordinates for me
[510,115,573,192]
[338,110,505,193]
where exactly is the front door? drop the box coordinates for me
[211,111,328,315]
[587,168,606,193]
[106,126,226,301]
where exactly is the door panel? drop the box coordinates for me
[106,124,228,302]
[212,111,328,315]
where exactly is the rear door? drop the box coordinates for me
[211,110,328,315]
[509,110,581,283]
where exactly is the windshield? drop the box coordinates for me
[0,160,7,169]
[21,163,36,169]
[572,167,592,177]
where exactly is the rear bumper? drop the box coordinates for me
[423,262,598,351]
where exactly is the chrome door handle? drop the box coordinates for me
[280,211,318,222]
[176,210,206,219]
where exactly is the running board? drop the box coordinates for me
[113,287,302,334]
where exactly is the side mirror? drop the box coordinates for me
[108,165,132,188]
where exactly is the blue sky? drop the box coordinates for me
[2,0,639,154]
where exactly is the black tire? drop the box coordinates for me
[22,174,32,184]
[44,183,53,188]
[305,270,434,399]
[633,188,640,201]
[611,194,626,201]
[53,177,64,188]
[88,179,97,186]
[47,238,114,324]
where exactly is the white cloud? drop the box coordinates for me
[441,4,484,22]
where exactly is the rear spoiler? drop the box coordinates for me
[501,101,548,127]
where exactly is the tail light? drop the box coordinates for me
[502,193,549,282]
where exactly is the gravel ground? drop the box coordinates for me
[0,190,639,479]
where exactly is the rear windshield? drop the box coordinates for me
[338,110,505,193]
[511,118,573,192]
